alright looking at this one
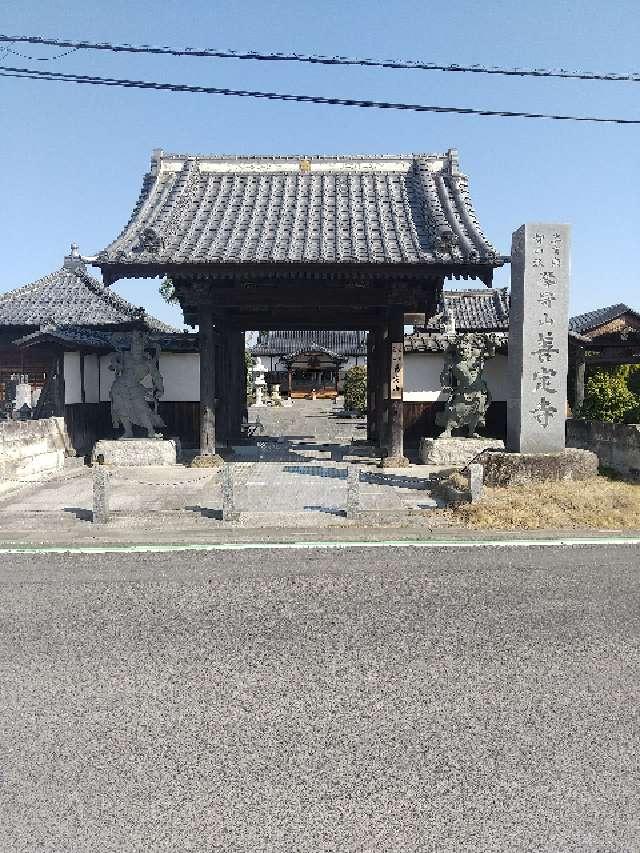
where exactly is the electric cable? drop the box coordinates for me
[0,33,638,83]
[0,63,638,125]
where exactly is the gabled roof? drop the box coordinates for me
[282,344,347,365]
[568,304,637,335]
[251,330,367,357]
[0,247,176,332]
[97,150,503,271]
[423,288,510,332]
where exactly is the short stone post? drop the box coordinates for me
[222,462,239,521]
[467,464,484,503]
[507,224,570,453]
[93,466,110,524]
[346,465,361,519]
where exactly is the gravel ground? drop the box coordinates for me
[1,544,640,851]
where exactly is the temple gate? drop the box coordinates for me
[96,150,504,465]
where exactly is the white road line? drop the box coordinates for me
[0,537,638,555]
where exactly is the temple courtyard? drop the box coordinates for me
[0,401,445,534]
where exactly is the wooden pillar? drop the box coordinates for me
[287,366,293,398]
[230,328,245,440]
[238,329,248,431]
[374,326,386,451]
[569,347,586,413]
[53,349,65,417]
[334,361,340,394]
[383,308,408,466]
[199,307,216,455]
[79,353,86,404]
[367,331,375,442]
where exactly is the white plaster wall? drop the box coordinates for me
[83,354,100,404]
[64,352,82,404]
[99,352,200,402]
[402,352,509,402]
[158,353,200,401]
[404,352,446,401]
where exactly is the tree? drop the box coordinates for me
[343,366,367,413]
[579,365,639,423]
[159,277,178,305]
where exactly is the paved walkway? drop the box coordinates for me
[0,401,442,530]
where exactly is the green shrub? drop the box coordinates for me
[343,366,367,413]
[579,365,639,423]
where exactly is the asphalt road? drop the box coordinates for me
[1,544,639,852]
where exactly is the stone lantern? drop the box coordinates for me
[252,357,267,407]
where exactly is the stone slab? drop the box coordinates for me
[92,439,177,467]
[473,448,598,487]
[419,436,505,466]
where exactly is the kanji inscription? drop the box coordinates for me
[507,223,570,453]
[390,342,404,400]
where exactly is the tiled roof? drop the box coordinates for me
[282,344,347,365]
[404,330,509,353]
[97,150,502,268]
[0,250,176,331]
[423,288,510,332]
[568,304,633,334]
[14,326,199,353]
[251,330,367,356]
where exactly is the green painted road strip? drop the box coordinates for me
[0,536,638,554]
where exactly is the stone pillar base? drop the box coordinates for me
[380,455,410,468]
[190,453,225,468]
[474,448,598,487]
[419,436,505,467]
[92,439,177,466]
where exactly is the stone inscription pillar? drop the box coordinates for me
[199,307,216,455]
[507,223,570,453]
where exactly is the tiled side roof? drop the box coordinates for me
[14,326,198,353]
[0,259,176,332]
[97,150,501,267]
[252,330,367,356]
[404,330,509,353]
[568,304,632,334]
[423,288,510,332]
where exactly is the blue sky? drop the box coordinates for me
[1,0,638,329]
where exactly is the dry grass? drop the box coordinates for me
[456,476,640,530]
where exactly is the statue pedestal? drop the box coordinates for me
[419,436,504,466]
[92,438,177,467]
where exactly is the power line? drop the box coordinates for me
[1,32,639,84]
[1,63,638,125]
[1,44,79,61]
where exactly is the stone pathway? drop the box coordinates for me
[0,401,442,528]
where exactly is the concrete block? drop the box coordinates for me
[346,466,361,519]
[93,467,110,524]
[468,464,484,502]
[222,463,239,521]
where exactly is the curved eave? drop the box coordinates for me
[97,258,505,288]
